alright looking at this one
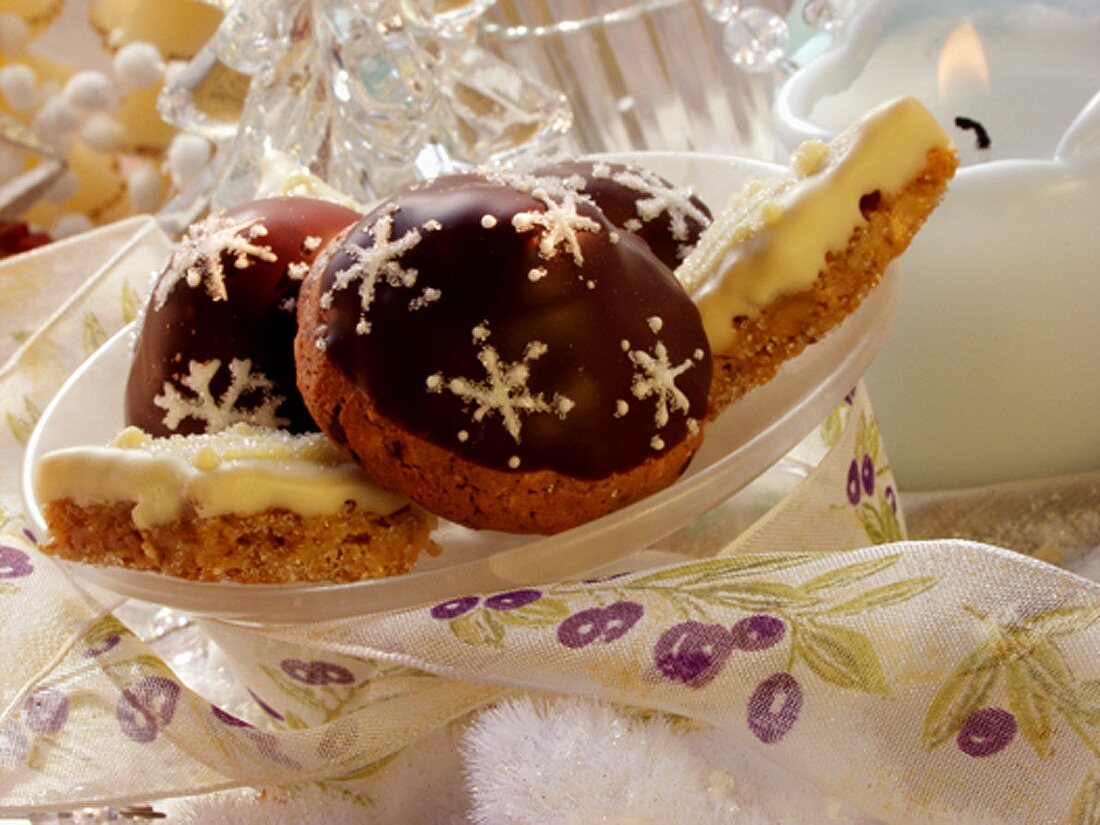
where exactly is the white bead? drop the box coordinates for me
[0,63,37,112]
[0,13,30,54]
[32,98,82,149]
[44,170,80,204]
[51,213,96,239]
[166,133,212,189]
[62,70,115,112]
[81,113,127,153]
[113,42,165,91]
[126,163,164,213]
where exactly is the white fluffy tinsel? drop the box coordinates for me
[167,696,871,823]
[464,697,777,825]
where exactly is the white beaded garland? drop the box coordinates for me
[166,133,213,190]
[32,98,82,149]
[126,163,165,213]
[0,63,37,112]
[62,70,115,112]
[113,42,166,91]
[81,113,127,153]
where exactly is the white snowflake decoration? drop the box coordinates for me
[321,205,431,335]
[512,188,601,266]
[154,215,277,309]
[626,339,701,432]
[483,169,578,201]
[594,164,710,251]
[154,358,289,432]
[426,323,574,444]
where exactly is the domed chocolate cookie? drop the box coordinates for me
[296,172,713,534]
[127,197,359,436]
[533,160,711,267]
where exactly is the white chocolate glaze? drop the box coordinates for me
[35,424,407,529]
[678,97,953,352]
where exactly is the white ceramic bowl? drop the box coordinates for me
[22,151,899,623]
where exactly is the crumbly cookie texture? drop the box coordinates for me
[36,424,438,583]
[677,96,959,414]
[41,498,433,584]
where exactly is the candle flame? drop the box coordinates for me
[937,20,990,102]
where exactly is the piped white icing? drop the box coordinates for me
[677,96,953,352]
[511,188,601,266]
[35,425,408,529]
[425,322,574,444]
[625,340,700,429]
[322,204,430,335]
[155,358,289,432]
[153,215,277,309]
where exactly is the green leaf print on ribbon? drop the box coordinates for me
[431,590,570,648]
[627,552,934,695]
[599,551,940,746]
[792,619,889,696]
[846,412,902,545]
[922,602,1100,822]
[5,395,41,446]
[81,312,107,357]
[820,387,856,448]
[434,555,937,719]
[121,279,141,324]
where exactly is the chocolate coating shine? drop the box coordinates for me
[534,160,712,268]
[316,174,712,480]
[127,197,360,436]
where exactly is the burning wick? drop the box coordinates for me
[954,116,992,149]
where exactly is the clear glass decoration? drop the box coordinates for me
[702,0,741,25]
[723,7,790,73]
[158,0,572,211]
[802,0,860,32]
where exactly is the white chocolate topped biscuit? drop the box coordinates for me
[35,424,407,529]
[679,96,954,352]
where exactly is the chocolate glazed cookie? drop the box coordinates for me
[296,172,713,534]
[127,197,360,435]
[533,160,712,268]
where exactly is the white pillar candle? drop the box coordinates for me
[775,0,1100,489]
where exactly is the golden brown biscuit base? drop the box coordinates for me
[706,146,958,415]
[295,276,704,535]
[41,498,437,584]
